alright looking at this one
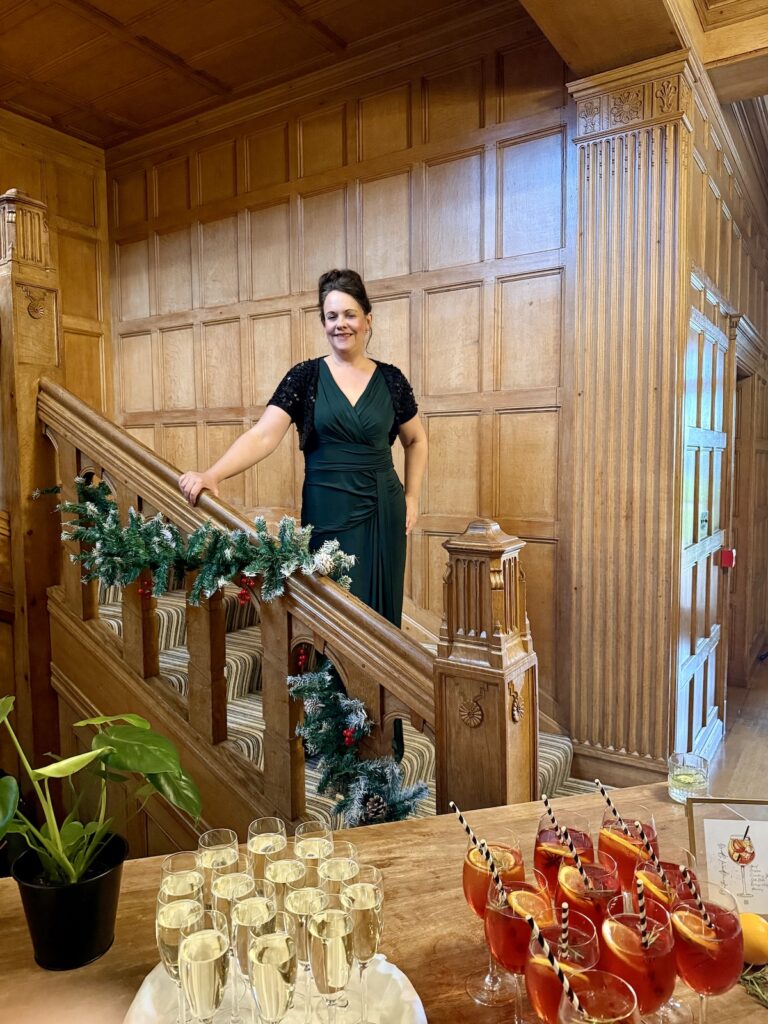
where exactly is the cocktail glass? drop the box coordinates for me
[461,831,525,1006]
[671,882,744,1023]
[524,907,599,1024]
[484,868,553,1023]
[246,816,287,880]
[555,852,620,943]
[601,894,684,1023]
[557,970,641,1023]
[598,805,658,891]
[534,812,594,893]
[727,830,756,897]
[632,847,696,911]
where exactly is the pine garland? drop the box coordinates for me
[289,663,429,826]
[58,478,427,825]
[58,478,354,603]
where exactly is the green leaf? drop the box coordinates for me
[0,775,19,838]
[60,820,86,856]
[147,768,202,820]
[95,725,181,775]
[74,712,150,730]
[0,696,14,726]
[32,747,110,779]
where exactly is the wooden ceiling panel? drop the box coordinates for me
[51,107,133,142]
[192,29,322,90]
[0,5,105,74]
[133,0,282,58]
[4,86,77,119]
[42,42,163,100]
[321,0,462,47]
[85,0,175,19]
[98,68,216,124]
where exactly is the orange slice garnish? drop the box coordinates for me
[468,845,518,873]
[602,919,646,966]
[599,828,647,858]
[508,890,555,925]
[672,909,719,949]
[636,869,669,905]
[558,865,588,897]
[528,955,588,983]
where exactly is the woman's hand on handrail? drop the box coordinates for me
[179,470,220,506]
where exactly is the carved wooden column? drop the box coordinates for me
[565,54,694,784]
[0,189,63,764]
[434,519,539,812]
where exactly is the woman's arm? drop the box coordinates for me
[179,405,292,505]
[398,414,428,536]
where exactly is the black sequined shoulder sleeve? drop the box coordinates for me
[266,359,321,450]
[377,361,419,445]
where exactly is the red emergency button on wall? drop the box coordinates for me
[717,548,736,568]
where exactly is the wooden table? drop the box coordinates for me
[0,783,764,1023]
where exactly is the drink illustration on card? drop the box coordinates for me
[705,818,768,912]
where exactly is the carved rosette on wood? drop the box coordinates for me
[565,52,697,786]
[434,519,539,812]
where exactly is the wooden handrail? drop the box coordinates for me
[37,376,435,726]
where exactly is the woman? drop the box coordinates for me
[179,268,427,627]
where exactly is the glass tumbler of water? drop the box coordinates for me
[667,752,709,803]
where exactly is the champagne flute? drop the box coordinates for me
[247,817,288,880]
[156,886,205,1024]
[248,910,298,1024]
[161,851,205,903]
[308,904,355,1024]
[232,880,277,1013]
[179,908,230,1024]
[341,864,384,1024]
[212,853,255,1024]
[198,828,239,907]
[318,841,359,896]
[285,875,329,1023]
[295,820,334,887]
[266,839,307,911]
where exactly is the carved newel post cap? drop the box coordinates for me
[442,518,522,556]
[0,188,47,209]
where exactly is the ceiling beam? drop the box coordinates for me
[260,0,347,53]
[55,0,231,96]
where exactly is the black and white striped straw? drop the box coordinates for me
[526,914,582,1014]
[633,819,671,889]
[595,779,632,837]
[448,802,504,896]
[635,876,650,949]
[561,825,592,890]
[680,866,715,930]
[558,901,570,958]
[541,793,565,841]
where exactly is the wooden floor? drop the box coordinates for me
[709,656,768,799]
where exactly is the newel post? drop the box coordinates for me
[434,519,539,812]
[0,189,62,765]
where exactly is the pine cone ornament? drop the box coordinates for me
[362,793,388,824]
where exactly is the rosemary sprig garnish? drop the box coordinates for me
[741,964,768,1009]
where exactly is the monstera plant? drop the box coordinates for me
[0,695,200,884]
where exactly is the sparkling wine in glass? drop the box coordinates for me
[266,839,307,911]
[483,868,553,1023]
[156,887,205,1024]
[557,970,641,1023]
[341,864,384,1024]
[671,881,744,1023]
[597,805,658,891]
[285,876,329,1023]
[308,905,355,1024]
[212,853,254,1024]
[248,910,298,1024]
[247,816,288,880]
[318,840,359,895]
[523,907,599,1024]
[179,908,230,1024]
[533,812,594,893]
[161,851,205,903]
[295,820,334,887]
[461,831,525,1006]
[232,879,277,980]
[198,828,239,907]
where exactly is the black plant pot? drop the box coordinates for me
[12,833,128,970]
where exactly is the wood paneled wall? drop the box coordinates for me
[106,20,571,722]
[0,109,112,424]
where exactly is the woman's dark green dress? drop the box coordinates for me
[301,360,407,626]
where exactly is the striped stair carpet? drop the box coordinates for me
[98,587,583,827]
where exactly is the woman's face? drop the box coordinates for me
[322,290,371,358]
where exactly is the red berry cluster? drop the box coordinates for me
[237,573,256,605]
[296,646,309,671]
[342,727,359,747]
[137,581,153,599]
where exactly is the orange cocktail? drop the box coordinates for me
[598,806,658,891]
[555,853,620,940]
[484,872,553,975]
[557,970,641,1023]
[534,812,594,893]
[633,855,697,912]
[601,896,676,1015]
[463,843,525,918]
[524,908,599,1024]
[672,885,743,1001]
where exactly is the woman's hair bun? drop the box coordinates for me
[318,268,372,318]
